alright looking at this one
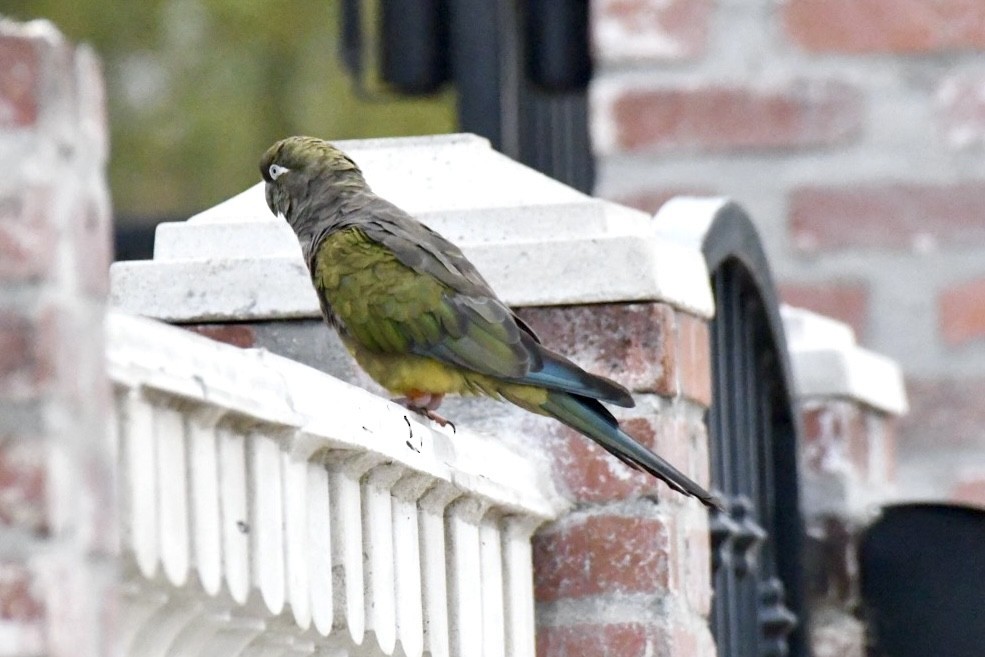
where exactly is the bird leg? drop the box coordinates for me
[392,392,455,431]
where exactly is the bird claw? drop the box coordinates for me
[420,408,456,432]
[392,396,456,433]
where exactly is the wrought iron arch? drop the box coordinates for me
[700,202,810,657]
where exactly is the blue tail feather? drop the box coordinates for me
[541,391,722,509]
[516,339,634,408]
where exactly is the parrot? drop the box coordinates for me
[260,135,720,509]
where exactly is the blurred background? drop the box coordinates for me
[4,0,459,256]
[6,0,984,505]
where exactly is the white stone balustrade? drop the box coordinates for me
[107,311,563,657]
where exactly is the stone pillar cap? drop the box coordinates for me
[782,306,909,415]
[110,134,714,322]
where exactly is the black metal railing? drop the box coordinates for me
[703,203,809,657]
[340,0,594,193]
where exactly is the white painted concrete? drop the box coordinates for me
[108,310,562,657]
[782,306,909,416]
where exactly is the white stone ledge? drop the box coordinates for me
[110,133,715,323]
[108,311,563,518]
[108,310,562,657]
[782,306,909,416]
[112,233,713,323]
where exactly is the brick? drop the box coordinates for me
[801,401,865,475]
[901,378,985,451]
[780,282,869,341]
[515,304,710,406]
[677,313,711,407]
[75,448,118,555]
[0,188,56,284]
[782,0,985,54]
[0,308,56,401]
[939,277,985,346]
[0,34,41,127]
[184,324,257,348]
[936,69,985,150]
[533,514,675,601]
[662,620,707,657]
[0,562,44,623]
[546,421,657,504]
[73,197,112,297]
[537,623,651,657]
[689,421,710,492]
[600,80,861,153]
[844,408,896,488]
[646,415,698,493]
[789,183,985,252]
[542,412,701,504]
[0,562,46,654]
[517,303,676,396]
[682,520,712,615]
[649,411,714,497]
[38,552,112,657]
[0,436,48,535]
[591,0,712,63]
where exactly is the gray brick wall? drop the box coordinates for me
[589,0,985,504]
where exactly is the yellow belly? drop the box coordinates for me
[342,335,550,414]
[343,335,486,396]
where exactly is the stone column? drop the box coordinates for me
[0,19,115,657]
[784,306,908,657]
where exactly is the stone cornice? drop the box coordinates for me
[110,134,715,321]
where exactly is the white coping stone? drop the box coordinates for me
[781,306,909,416]
[110,134,715,321]
[107,310,565,520]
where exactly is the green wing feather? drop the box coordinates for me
[313,226,530,378]
[311,214,632,406]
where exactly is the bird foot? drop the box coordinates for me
[417,408,456,431]
[392,394,456,432]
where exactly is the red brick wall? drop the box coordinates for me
[518,303,716,657]
[0,19,115,657]
[590,0,985,505]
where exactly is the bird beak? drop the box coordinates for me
[264,182,280,218]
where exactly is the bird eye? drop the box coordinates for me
[268,163,289,181]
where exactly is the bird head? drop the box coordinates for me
[259,136,364,233]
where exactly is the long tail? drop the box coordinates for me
[539,390,722,510]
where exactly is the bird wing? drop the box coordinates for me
[317,198,633,406]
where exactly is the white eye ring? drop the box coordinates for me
[269,163,289,181]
